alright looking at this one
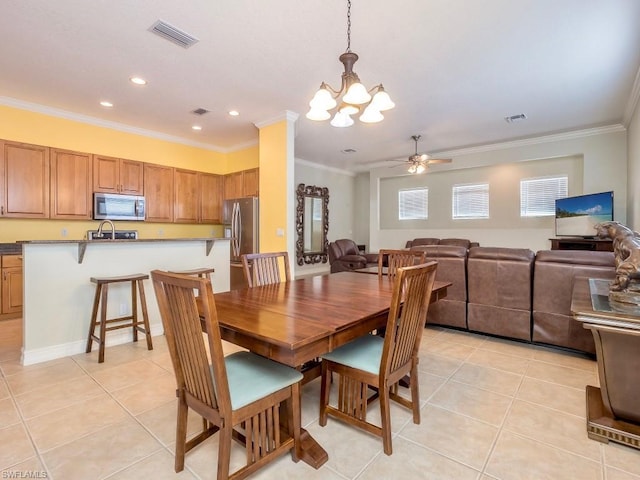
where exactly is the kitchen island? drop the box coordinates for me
[20,237,230,365]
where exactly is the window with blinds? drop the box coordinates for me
[520,176,568,217]
[399,188,428,220]
[452,183,489,219]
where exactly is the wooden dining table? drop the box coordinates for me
[211,271,450,469]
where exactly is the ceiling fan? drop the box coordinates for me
[393,135,452,174]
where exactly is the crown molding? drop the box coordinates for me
[254,110,299,129]
[295,157,355,177]
[429,124,627,158]
[0,96,234,153]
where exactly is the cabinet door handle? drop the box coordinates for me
[1,206,3,215]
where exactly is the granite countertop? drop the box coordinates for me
[0,243,22,255]
[18,237,229,245]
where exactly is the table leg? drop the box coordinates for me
[298,428,329,468]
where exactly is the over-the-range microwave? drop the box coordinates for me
[93,192,145,221]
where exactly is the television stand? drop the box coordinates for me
[550,238,613,252]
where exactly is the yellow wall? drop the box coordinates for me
[258,121,288,253]
[227,145,259,172]
[0,105,260,242]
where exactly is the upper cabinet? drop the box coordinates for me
[224,168,259,199]
[243,168,259,197]
[0,140,50,218]
[144,163,174,223]
[93,155,144,195]
[50,148,93,220]
[199,173,223,224]
[174,168,200,223]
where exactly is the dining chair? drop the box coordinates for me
[378,249,426,278]
[319,261,438,455]
[241,251,291,288]
[151,270,303,480]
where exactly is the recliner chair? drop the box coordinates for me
[328,239,378,273]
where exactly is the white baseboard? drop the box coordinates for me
[21,324,164,366]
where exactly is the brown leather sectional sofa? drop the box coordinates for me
[410,245,616,355]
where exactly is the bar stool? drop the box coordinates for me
[168,267,214,282]
[86,273,153,363]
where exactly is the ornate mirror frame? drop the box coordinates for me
[295,183,329,266]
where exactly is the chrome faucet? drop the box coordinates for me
[96,219,115,240]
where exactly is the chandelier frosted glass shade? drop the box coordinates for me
[342,82,371,105]
[330,111,355,128]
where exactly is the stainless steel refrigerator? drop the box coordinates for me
[223,197,259,290]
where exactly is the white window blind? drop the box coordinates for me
[399,188,428,220]
[520,176,568,217]
[452,183,489,219]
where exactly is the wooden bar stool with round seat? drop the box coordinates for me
[86,273,153,363]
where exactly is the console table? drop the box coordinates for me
[571,277,640,449]
[550,238,613,251]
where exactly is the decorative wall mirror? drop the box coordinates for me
[296,183,329,266]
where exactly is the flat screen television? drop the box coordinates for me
[555,191,614,238]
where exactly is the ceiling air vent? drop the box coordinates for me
[504,113,527,123]
[191,108,210,115]
[149,20,199,49]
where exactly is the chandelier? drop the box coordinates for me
[305,0,395,127]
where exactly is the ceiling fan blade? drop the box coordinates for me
[426,158,452,164]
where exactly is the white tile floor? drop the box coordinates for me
[2,317,640,480]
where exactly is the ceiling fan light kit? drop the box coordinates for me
[403,135,452,174]
[306,0,394,127]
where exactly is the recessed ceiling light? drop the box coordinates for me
[228,110,239,116]
[99,101,113,108]
[192,125,202,131]
[130,76,147,85]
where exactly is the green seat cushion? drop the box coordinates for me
[321,335,383,374]
[222,351,303,410]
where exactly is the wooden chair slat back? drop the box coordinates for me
[151,270,229,412]
[241,251,291,288]
[382,261,437,375]
[378,249,427,278]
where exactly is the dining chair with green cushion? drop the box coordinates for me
[151,270,303,480]
[377,249,426,279]
[241,251,291,288]
[319,261,438,455]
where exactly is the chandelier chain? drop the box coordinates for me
[346,0,351,52]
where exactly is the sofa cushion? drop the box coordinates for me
[532,249,615,354]
[467,247,535,341]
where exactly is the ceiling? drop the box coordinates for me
[1,0,639,172]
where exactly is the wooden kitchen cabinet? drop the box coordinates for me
[144,163,174,222]
[224,171,243,200]
[50,148,93,219]
[223,168,259,199]
[242,168,259,197]
[0,140,50,218]
[174,168,200,223]
[199,173,223,224]
[93,155,144,195]
[1,255,22,317]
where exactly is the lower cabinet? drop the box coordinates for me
[1,255,23,318]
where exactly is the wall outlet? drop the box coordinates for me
[61,228,68,237]
[158,229,164,236]
[276,228,284,237]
